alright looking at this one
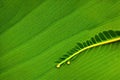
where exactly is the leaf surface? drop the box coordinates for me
[0,0,120,80]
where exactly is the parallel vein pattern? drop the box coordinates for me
[56,30,120,68]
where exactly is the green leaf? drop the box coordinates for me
[56,30,120,68]
[0,0,120,80]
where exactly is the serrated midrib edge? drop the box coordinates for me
[56,37,120,68]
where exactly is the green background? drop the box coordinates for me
[0,0,120,80]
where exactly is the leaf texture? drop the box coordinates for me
[0,0,120,80]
